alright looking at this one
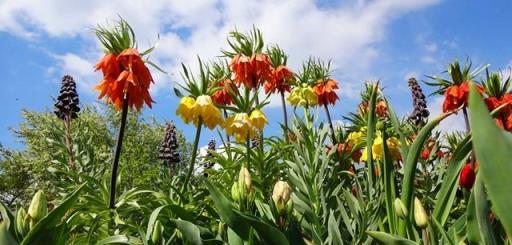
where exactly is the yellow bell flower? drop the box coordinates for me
[287,85,318,107]
[360,136,401,162]
[249,109,267,131]
[347,131,365,146]
[193,95,223,129]
[176,96,197,124]
[302,86,318,106]
[225,113,256,142]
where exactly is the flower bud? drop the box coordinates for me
[15,207,28,238]
[413,197,429,229]
[238,167,252,193]
[151,220,163,244]
[272,181,292,213]
[28,190,48,224]
[231,182,240,202]
[394,198,408,219]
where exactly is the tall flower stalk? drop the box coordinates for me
[311,59,339,144]
[427,60,487,171]
[54,75,80,169]
[175,58,224,193]
[93,18,159,209]
[267,45,293,140]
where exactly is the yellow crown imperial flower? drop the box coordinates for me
[176,96,197,124]
[287,85,318,107]
[249,109,267,131]
[360,135,401,162]
[272,181,292,214]
[194,95,223,129]
[225,113,256,142]
[347,131,365,146]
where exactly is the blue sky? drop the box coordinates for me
[1,0,512,149]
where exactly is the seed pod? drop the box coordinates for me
[151,220,163,244]
[394,198,408,219]
[27,190,48,224]
[54,75,80,120]
[413,197,429,229]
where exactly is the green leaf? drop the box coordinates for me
[466,190,482,243]
[0,202,17,245]
[169,219,203,245]
[327,211,343,245]
[473,175,497,245]
[96,235,140,245]
[235,211,290,245]
[366,83,378,189]
[366,231,418,245]
[432,136,471,226]
[399,112,452,236]
[205,181,250,239]
[468,83,512,237]
[21,183,86,245]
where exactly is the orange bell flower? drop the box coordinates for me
[231,53,272,89]
[95,48,154,111]
[264,65,292,94]
[314,79,339,106]
[442,81,483,112]
[212,79,237,106]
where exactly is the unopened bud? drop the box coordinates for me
[15,207,28,237]
[231,182,240,202]
[414,197,429,228]
[394,198,408,219]
[238,167,252,192]
[28,190,47,223]
[151,220,163,244]
[272,181,292,213]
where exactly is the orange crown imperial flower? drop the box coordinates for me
[94,20,157,111]
[442,81,484,112]
[231,53,272,89]
[314,79,339,106]
[264,65,292,94]
[211,79,237,106]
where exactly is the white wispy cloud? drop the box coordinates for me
[0,0,441,106]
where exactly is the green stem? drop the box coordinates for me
[181,117,203,193]
[323,104,337,144]
[109,96,129,209]
[223,109,231,147]
[246,133,251,169]
[304,106,311,129]
[280,91,289,142]
[462,107,476,170]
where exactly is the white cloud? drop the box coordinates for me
[0,0,441,105]
[52,53,100,93]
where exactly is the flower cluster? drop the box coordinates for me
[231,53,272,89]
[287,84,318,107]
[176,95,223,130]
[224,110,268,142]
[95,48,154,111]
[361,135,401,162]
[314,79,339,106]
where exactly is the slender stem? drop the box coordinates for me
[304,106,311,129]
[223,109,231,147]
[63,114,75,169]
[280,91,289,142]
[462,107,476,170]
[422,228,430,245]
[324,104,337,144]
[109,96,129,209]
[181,117,203,193]
[246,133,251,169]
